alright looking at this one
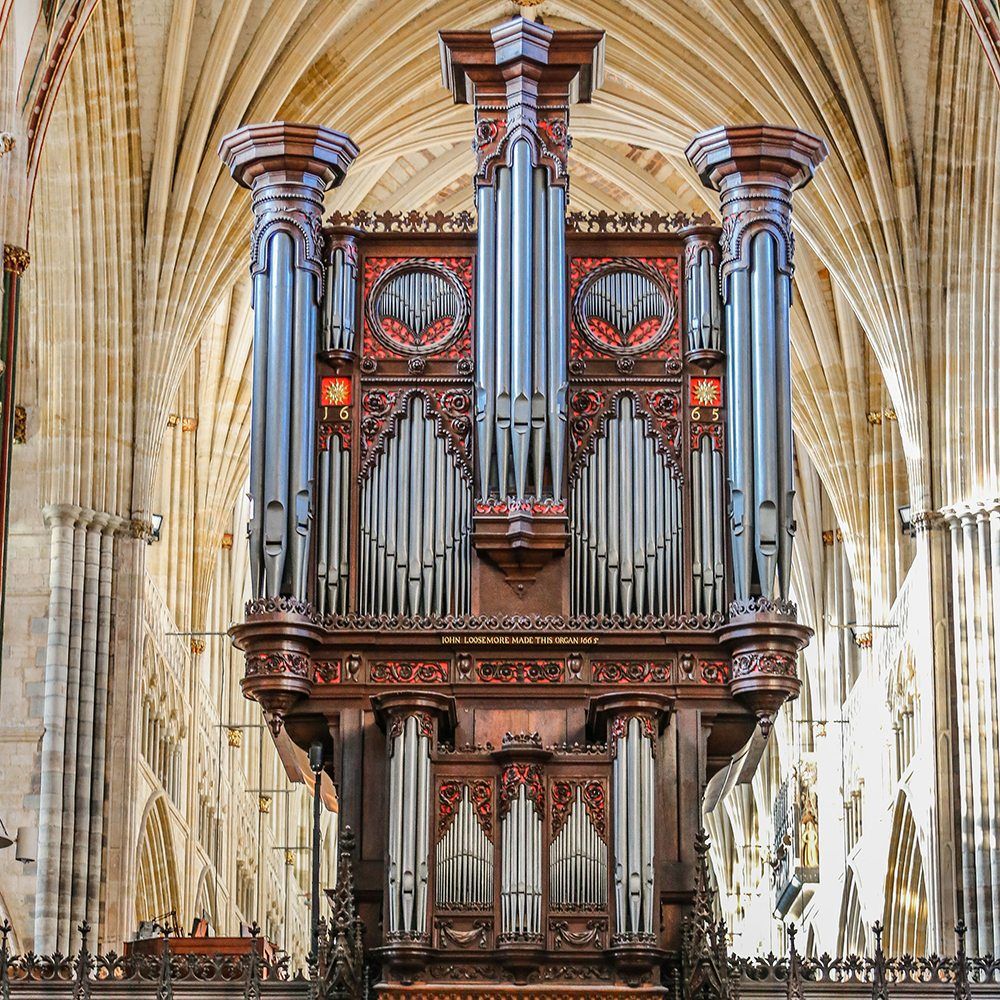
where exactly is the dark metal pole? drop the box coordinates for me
[309,740,324,958]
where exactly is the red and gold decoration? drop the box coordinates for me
[551,779,607,841]
[438,779,494,838]
[370,660,450,684]
[476,660,564,683]
[570,257,681,361]
[592,661,671,684]
[363,256,473,360]
[499,763,545,818]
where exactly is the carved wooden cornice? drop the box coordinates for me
[323,208,711,235]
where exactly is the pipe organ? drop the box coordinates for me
[223,14,826,998]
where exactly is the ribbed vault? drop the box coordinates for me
[20,0,982,538]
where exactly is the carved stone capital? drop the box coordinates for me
[3,244,30,275]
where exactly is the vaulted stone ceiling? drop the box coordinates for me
[10,0,999,629]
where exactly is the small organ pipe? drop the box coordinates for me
[494,166,513,496]
[531,168,548,495]
[681,227,722,355]
[571,397,684,616]
[547,186,568,500]
[386,715,432,936]
[550,787,607,910]
[611,718,657,936]
[322,238,358,353]
[360,397,471,615]
[501,784,542,937]
[510,139,534,498]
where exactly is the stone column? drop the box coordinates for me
[0,244,29,634]
[34,504,131,954]
[939,497,1000,955]
[219,123,359,602]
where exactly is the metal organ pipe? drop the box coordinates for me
[685,125,827,602]
[316,429,350,615]
[219,122,359,601]
[692,435,725,615]
[387,715,432,936]
[322,236,358,353]
[475,153,568,502]
[359,396,471,616]
[571,397,683,616]
[501,784,542,938]
[436,787,494,909]
[682,230,722,355]
[611,718,656,937]
[549,788,607,910]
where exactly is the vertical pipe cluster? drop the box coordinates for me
[683,231,722,355]
[549,788,608,910]
[476,157,567,501]
[387,715,432,936]
[359,396,471,616]
[219,122,359,602]
[35,505,122,954]
[571,396,683,616]
[685,126,827,604]
[726,230,789,602]
[435,786,494,909]
[500,784,543,938]
[316,434,350,615]
[248,228,316,601]
[322,236,358,353]
[611,718,655,936]
[691,435,725,614]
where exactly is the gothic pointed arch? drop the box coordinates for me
[883,792,928,956]
[134,794,180,927]
[193,866,219,932]
[838,868,868,956]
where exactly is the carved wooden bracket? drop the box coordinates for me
[472,506,569,591]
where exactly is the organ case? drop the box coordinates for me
[222,13,826,997]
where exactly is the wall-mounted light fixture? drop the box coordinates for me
[898,505,915,538]
[149,513,164,544]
